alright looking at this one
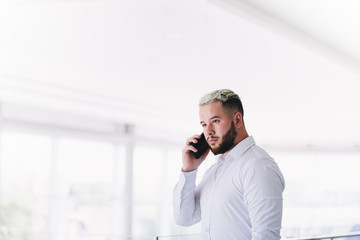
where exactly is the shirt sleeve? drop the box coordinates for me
[173,169,201,226]
[243,158,285,240]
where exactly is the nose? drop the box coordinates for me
[204,124,215,136]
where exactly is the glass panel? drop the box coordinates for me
[2,232,156,240]
[0,131,52,238]
[133,145,163,237]
[55,138,116,236]
[159,149,201,236]
[156,234,201,240]
[133,204,159,238]
[273,151,360,238]
[133,145,164,203]
[164,149,182,194]
[57,138,114,186]
[0,132,52,197]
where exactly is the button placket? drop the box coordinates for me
[206,157,230,239]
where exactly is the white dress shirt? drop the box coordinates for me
[173,136,285,240]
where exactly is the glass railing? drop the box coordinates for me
[154,234,200,240]
[288,231,360,240]
[155,232,360,239]
[0,232,156,240]
[1,231,359,240]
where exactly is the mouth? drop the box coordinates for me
[207,137,218,145]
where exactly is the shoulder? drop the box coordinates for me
[242,144,273,169]
[241,145,285,188]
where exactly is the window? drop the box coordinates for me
[54,138,120,236]
[274,151,360,238]
[0,132,52,239]
[3,124,358,239]
[0,130,126,240]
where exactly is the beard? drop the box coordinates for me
[210,121,237,155]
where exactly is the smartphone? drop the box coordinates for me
[190,133,210,159]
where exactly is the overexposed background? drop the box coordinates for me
[1,0,360,239]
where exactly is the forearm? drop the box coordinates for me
[173,169,201,226]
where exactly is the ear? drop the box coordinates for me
[234,112,243,128]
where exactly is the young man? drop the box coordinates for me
[173,89,285,240]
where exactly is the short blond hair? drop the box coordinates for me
[199,89,244,117]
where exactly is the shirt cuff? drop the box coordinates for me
[179,168,198,189]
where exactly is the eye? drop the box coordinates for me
[201,123,207,128]
[212,119,220,124]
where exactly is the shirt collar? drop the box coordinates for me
[218,136,255,166]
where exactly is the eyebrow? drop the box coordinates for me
[200,116,221,125]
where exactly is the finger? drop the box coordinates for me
[192,134,201,140]
[186,137,198,146]
[185,144,198,152]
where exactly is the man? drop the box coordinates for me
[173,89,285,240]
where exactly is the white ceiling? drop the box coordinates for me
[0,0,360,150]
[212,0,360,71]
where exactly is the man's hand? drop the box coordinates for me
[182,134,210,172]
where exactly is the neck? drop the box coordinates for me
[234,129,249,146]
[223,129,249,156]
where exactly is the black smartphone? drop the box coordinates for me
[190,133,210,159]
